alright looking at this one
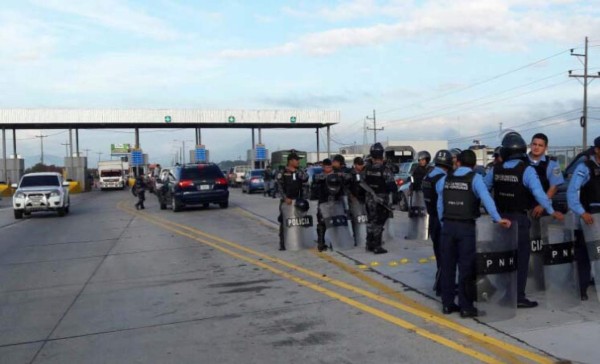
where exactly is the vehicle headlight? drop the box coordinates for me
[15,192,25,199]
[50,190,60,197]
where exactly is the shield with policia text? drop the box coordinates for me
[320,200,354,250]
[474,217,518,322]
[580,213,600,302]
[541,214,580,309]
[281,202,314,251]
[526,212,545,293]
[404,190,429,240]
[349,194,368,247]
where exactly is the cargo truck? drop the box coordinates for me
[98,160,128,190]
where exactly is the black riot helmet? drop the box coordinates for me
[450,148,462,159]
[294,198,310,212]
[500,132,527,160]
[417,150,431,163]
[370,142,384,159]
[433,149,453,169]
[325,172,342,195]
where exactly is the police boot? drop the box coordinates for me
[317,225,328,252]
[278,224,286,251]
[372,235,387,255]
[365,232,375,252]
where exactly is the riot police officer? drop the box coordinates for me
[437,150,511,317]
[348,157,367,244]
[484,132,564,308]
[567,136,600,300]
[312,158,346,252]
[422,149,453,295]
[450,148,462,170]
[411,151,431,193]
[364,143,396,254]
[133,176,147,210]
[276,151,308,251]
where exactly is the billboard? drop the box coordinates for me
[111,143,131,155]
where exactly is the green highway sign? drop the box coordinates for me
[165,115,172,123]
[290,116,297,123]
[228,116,235,123]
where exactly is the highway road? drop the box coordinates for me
[0,189,582,363]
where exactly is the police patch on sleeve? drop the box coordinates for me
[552,167,561,176]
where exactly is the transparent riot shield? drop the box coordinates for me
[475,217,518,323]
[541,215,580,309]
[526,212,545,293]
[383,192,396,244]
[404,191,429,240]
[281,202,314,251]
[580,213,600,302]
[349,195,368,247]
[320,200,354,250]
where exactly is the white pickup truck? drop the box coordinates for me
[12,172,71,219]
[98,160,128,190]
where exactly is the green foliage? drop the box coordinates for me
[24,163,63,174]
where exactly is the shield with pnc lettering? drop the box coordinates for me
[475,217,518,322]
[541,213,580,309]
[320,200,354,250]
[580,212,600,302]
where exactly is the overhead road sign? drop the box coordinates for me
[0,109,339,130]
[131,149,144,166]
[195,145,207,162]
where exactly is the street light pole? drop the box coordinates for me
[35,133,48,165]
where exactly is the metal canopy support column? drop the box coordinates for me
[316,128,320,162]
[68,129,73,158]
[326,126,331,158]
[75,129,80,157]
[251,128,255,168]
[12,129,16,159]
[195,128,201,145]
[258,128,262,168]
[2,128,6,183]
[134,128,140,176]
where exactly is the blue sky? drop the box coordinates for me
[2,0,600,166]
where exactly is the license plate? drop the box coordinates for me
[356,215,368,223]
[198,185,210,190]
[286,216,313,227]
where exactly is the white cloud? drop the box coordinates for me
[0,11,58,61]
[31,0,180,41]
[222,0,600,58]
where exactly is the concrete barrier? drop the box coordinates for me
[68,181,83,194]
[0,184,12,197]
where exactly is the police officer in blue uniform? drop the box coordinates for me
[437,150,511,317]
[484,132,564,308]
[312,158,346,252]
[422,149,453,296]
[566,136,600,300]
[528,133,564,218]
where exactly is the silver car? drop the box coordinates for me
[12,172,71,219]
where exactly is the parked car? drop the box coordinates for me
[241,169,265,194]
[228,165,252,187]
[157,163,229,212]
[12,172,71,219]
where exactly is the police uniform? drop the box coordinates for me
[567,152,600,299]
[312,167,346,251]
[437,166,503,316]
[528,154,565,193]
[134,177,146,210]
[422,166,447,293]
[411,165,428,192]
[276,164,308,251]
[364,158,395,254]
[484,158,556,307]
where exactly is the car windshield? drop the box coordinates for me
[20,175,60,187]
[251,170,263,177]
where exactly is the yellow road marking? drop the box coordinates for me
[118,203,502,364]
[400,258,410,264]
[120,203,555,364]
[419,258,430,264]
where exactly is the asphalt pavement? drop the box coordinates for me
[0,188,595,363]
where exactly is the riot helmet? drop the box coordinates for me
[450,148,462,158]
[294,198,310,212]
[417,150,431,164]
[325,173,342,195]
[370,142,384,159]
[433,149,453,169]
[500,132,527,160]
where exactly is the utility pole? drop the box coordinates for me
[82,148,92,158]
[35,133,48,165]
[569,36,600,149]
[96,152,103,164]
[60,142,70,158]
[366,109,383,144]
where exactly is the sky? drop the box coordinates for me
[2,0,600,167]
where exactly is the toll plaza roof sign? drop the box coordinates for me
[111,143,131,155]
[0,109,340,129]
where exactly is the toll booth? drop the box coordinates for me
[64,156,88,192]
[0,156,25,185]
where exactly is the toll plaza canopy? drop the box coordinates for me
[0,109,340,129]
